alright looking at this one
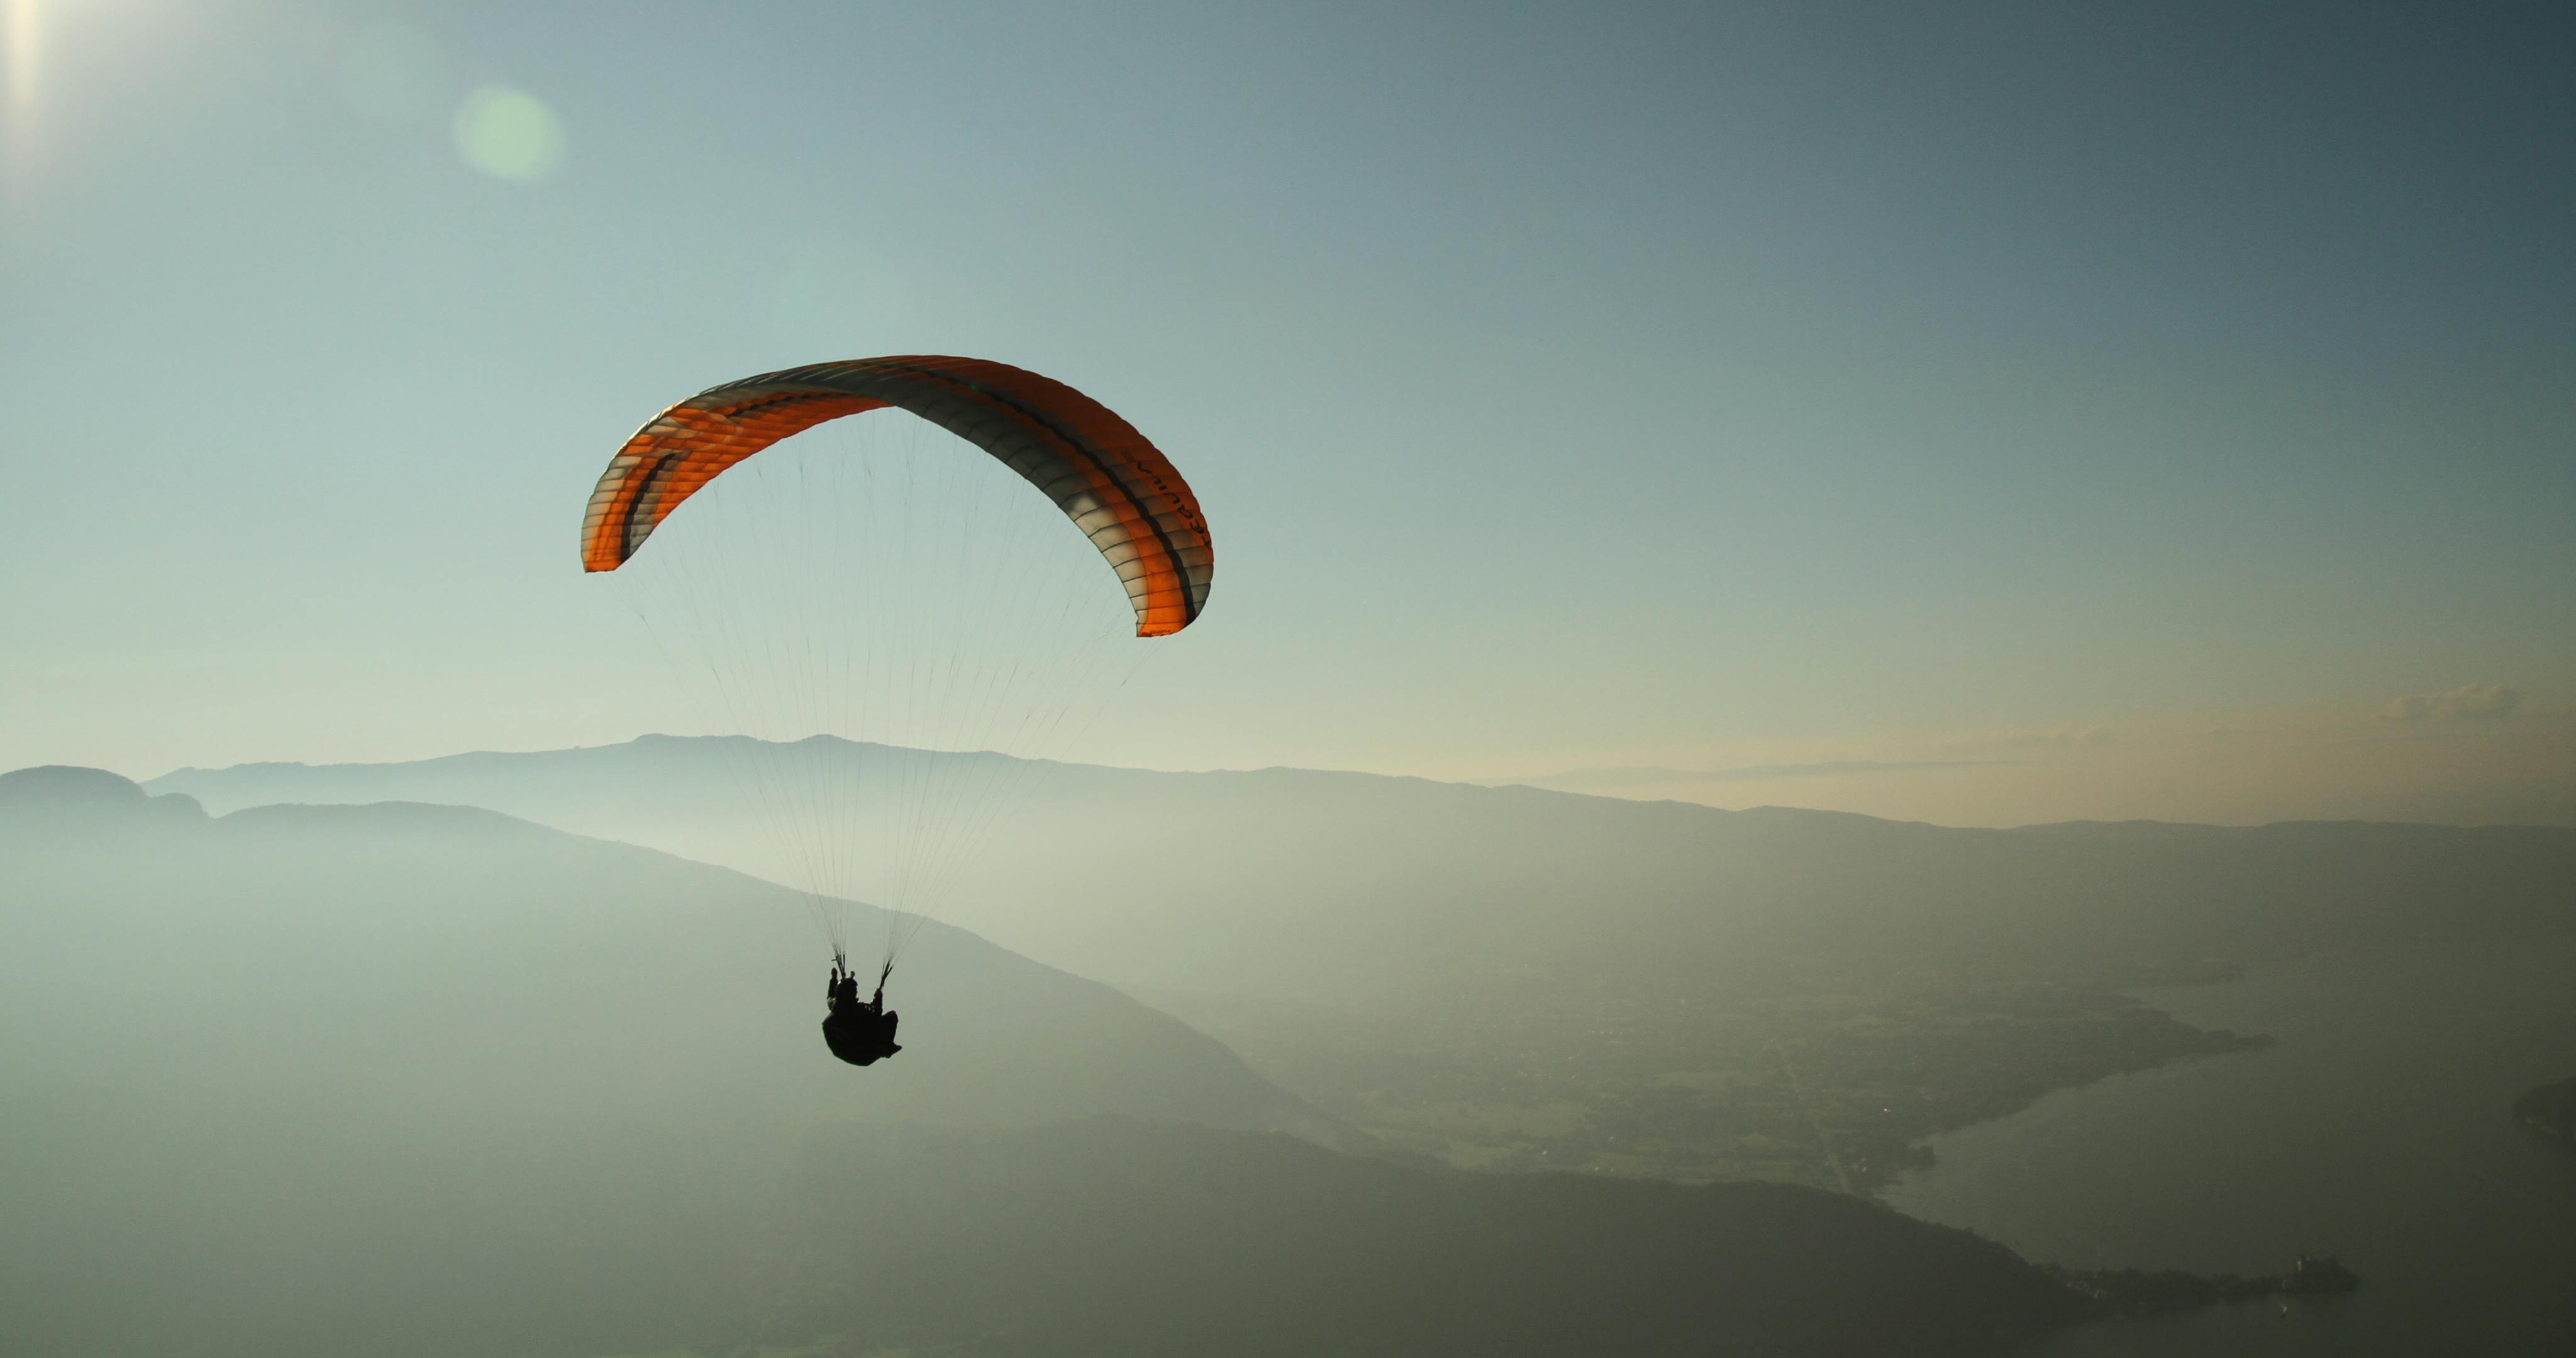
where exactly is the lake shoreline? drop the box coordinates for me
[2046,1254,2360,1321]
[1877,945,2576,1355]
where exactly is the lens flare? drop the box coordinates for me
[452,84,565,183]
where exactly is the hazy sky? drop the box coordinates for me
[4,0,2570,826]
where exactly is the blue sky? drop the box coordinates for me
[4,0,2569,825]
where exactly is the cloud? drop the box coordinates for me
[1936,725,2114,757]
[2383,683,2523,725]
[1519,759,2010,790]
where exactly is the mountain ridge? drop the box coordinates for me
[1,763,1349,1148]
[135,739,2576,1188]
[153,731,2576,836]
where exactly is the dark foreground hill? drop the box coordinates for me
[757,1118,2084,1358]
[0,765,1330,1145]
[1,767,2093,1357]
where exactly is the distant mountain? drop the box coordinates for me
[150,736,2576,1004]
[147,739,2576,1186]
[1,763,206,816]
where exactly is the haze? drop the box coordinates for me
[4,0,2568,826]
[8,4,2576,1357]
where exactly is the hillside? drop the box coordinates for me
[755,1118,2086,1357]
[0,766,2102,1357]
[150,737,2576,995]
[148,739,2576,1188]
[4,1100,2098,1357]
[0,765,1333,1144]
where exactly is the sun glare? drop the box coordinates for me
[4,0,38,127]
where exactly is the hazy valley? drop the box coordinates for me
[153,739,2576,1193]
[6,765,2091,1356]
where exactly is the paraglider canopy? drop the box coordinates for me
[581,355,1213,636]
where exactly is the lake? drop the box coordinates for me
[1882,942,2576,1356]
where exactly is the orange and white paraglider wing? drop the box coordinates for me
[580,356,1213,636]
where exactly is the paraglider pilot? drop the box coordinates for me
[822,953,901,1067]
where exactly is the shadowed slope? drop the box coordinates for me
[763,1117,2084,1357]
[1,768,1334,1144]
[0,768,2097,1357]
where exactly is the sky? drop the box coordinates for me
[3,0,2570,827]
